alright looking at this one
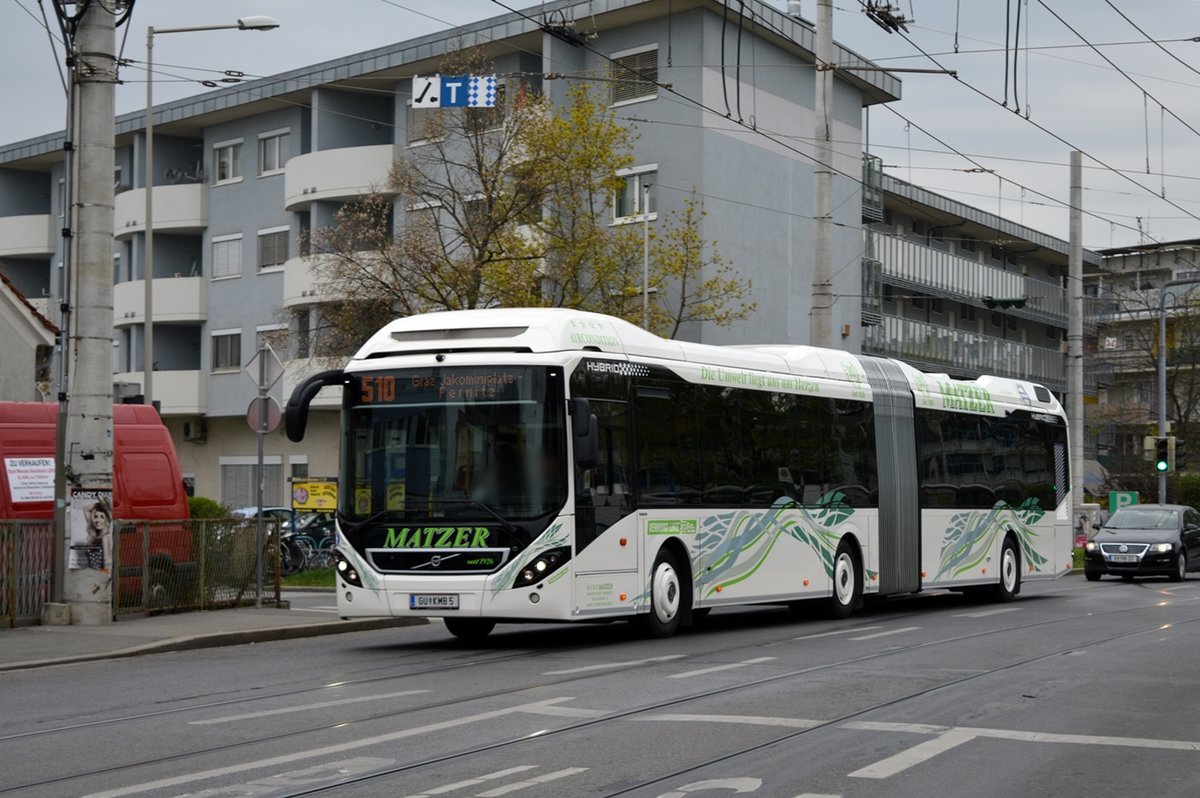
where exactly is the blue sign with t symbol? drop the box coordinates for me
[440,76,469,107]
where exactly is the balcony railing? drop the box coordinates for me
[864,315,1066,390]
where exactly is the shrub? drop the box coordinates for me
[188,496,230,519]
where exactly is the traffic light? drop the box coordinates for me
[1176,439,1188,471]
[1155,436,1175,473]
[983,296,1026,309]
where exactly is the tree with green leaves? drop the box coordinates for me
[302,61,751,355]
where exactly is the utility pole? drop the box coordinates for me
[810,0,834,349]
[45,3,117,625]
[1068,151,1084,522]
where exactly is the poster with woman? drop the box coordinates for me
[69,488,112,570]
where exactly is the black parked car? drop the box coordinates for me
[1084,504,1200,582]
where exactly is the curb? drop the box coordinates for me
[0,616,428,673]
[280,586,336,593]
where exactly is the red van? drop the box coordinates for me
[0,402,192,608]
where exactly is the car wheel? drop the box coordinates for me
[443,618,496,641]
[279,540,304,576]
[635,548,686,638]
[990,537,1020,602]
[1170,550,1187,583]
[827,540,861,619]
[1084,570,1101,582]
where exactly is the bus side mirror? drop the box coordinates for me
[285,370,344,442]
[570,398,598,469]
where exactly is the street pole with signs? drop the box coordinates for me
[244,345,283,607]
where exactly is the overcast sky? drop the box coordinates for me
[2,0,1198,250]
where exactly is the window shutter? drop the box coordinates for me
[611,49,658,104]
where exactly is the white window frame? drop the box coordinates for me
[212,137,244,185]
[258,128,290,177]
[211,233,243,280]
[210,328,242,373]
[609,44,659,107]
[256,225,290,272]
[612,164,658,224]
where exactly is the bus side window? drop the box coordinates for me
[576,400,633,552]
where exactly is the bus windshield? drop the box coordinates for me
[340,366,566,524]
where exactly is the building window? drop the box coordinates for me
[960,303,977,321]
[212,331,241,371]
[256,325,286,353]
[259,130,289,175]
[407,101,441,145]
[213,140,243,184]
[257,229,288,270]
[466,83,507,134]
[614,168,657,221]
[212,236,243,279]
[611,46,658,105]
[220,459,283,507]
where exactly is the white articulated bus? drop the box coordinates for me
[285,308,1072,640]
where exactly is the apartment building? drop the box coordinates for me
[1086,239,1200,474]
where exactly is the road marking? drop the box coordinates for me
[636,713,820,729]
[81,697,582,798]
[952,607,1022,618]
[843,721,951,735]
[793,625,882,640]
[402,765,538,798]
[188,689,430,725]
[669,657,776,679]
[848,626,921,641]
[658,778,762,797]
[291,607,340,614]
[476,767,589,796]
[849,728,978,779]
[848,722,1200,779]
[543,655,685,675]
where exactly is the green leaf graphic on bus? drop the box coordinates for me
[697,497,854,597]
[488,522,567,597]
[935,500,1048,580]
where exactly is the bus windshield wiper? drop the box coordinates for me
[434,499,530,545]
[337,509,395,536]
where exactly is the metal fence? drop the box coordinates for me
[113,518,282,615]
[1,522,54,628]
[1,518,281,625]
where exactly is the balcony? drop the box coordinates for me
[113,276,207,325]
[869,232,1081,327]
[864,315,1066,391]
[113,369,206,416]
[283,357,343,409]
[282,255,329,308]
[113,184,207,239]
[0,214,54,258]
[284,144,395,211]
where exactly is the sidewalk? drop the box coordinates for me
[0,592,426,672]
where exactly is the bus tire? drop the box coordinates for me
[828,540,861,619]
[990,536,1021,602]
[635,548,686,638]
[444,618,496,641]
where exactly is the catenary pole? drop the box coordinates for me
[810,0,834,348]
[52,2,117,625]
[1068,152,1084,521]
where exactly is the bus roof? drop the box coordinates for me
[352,308,1063,416]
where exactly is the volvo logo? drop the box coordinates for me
[1119,544,1128,553]
[430,555,442,568]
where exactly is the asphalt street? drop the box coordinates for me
[2,574,1198,798]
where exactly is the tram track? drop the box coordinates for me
[8,581,1190,798]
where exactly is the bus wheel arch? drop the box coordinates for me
[635,539,692,638]
[829,535,864,619]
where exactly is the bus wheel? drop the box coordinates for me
[444,618,496,641]
[990,537,1021,602]
[636,549,685,638]
[828,540,860,619]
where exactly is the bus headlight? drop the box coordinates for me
[336,551,363,588]
[513,546,571,588]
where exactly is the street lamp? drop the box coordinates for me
[143,16,279,408]
[1157,278,1200,502]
